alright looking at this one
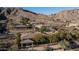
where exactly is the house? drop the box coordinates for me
[21,33,34,48]
[11,24,27,33]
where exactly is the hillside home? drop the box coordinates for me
[10,24,27,33]
[21,33,34,48]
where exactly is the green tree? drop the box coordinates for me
[15,32,21,49]
[59,39,70,50]
[48,32,60,45]
[20,17,30,25]
[57,29,66,40]
[32,33,45,45]
[70,30,79,40]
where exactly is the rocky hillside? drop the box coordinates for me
[51,9,79,26]
[0,7,79,33]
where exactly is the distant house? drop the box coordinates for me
[11,24,33,33]
[14,24,27,28]
[11,24,27,33]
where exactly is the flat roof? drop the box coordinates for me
[21,39,33,44]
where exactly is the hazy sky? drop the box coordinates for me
[23,7,79,15]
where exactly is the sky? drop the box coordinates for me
[23,7,79,15]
